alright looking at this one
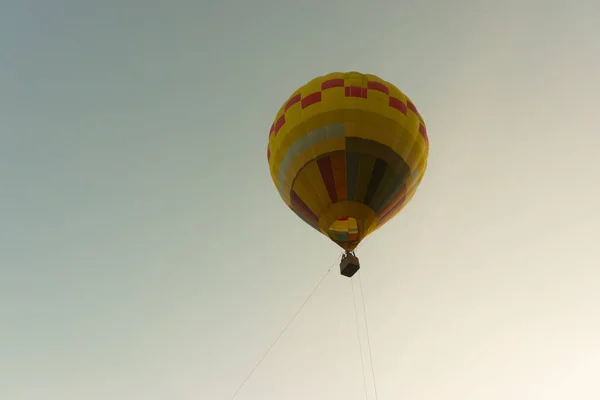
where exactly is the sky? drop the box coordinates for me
[1,0,599,399]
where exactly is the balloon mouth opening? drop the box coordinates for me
[327,217,360,246]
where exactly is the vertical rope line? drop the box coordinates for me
[358,271,379,400]
[352,276,370,400]
[229,255,340,399]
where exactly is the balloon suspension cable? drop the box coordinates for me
[350,270,380,400]
[359,272,379,400]
[229,255,340,400]
[352,275,369,400]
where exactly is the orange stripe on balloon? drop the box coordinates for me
[301,92,322,108]
[345,86,367,98]
[389,97,407,114]
[274,114,286,135]
[419,123,428,142]
[367,81,389,95]
[291,190,319,224]
[317,156,338,203]
[321,79,344,90]
[407,100,419,115]
[286,94,301,110]
[330,152,347,202]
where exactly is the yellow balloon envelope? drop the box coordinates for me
[267,72,429,251]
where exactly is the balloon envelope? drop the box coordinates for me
[267,72,429,250]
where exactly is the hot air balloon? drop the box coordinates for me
[267,72,429,277]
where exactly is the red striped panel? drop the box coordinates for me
[285,94,301,110]
[269,123,274,137]
[330,151,347,202]
[367,81,389,95]
[301,92,322,108]
[345,86,367,98]
[419,123,428,142]
[389,97,407,114]
[321,79,344,90]
[291,190,319,224]
[407,100,418,115]
[274,114,286,134]
[317,156,338,203]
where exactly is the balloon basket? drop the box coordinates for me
[340,251,360,278]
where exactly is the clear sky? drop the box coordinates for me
[1,1,599,399]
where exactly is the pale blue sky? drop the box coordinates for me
[1,1,599,399]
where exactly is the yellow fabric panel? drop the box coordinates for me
[282,102,305,136]
[301,109,345,133]
[325,71,345,81]
[328,217,360,245]
[320,87,345,107]
[364,73,383,83]
[269,101,303,169]
[291,173,321,216]
[340,98,368,114]
[281,137,344,201]
[344,73,366,87]
[381,105,407,126]
[329,218,358,233]
[329,219,345,233]
[295,102,324,123]
[392,125,419,166]
[318,201,378,249]
[342,109,405,158]
[364,89,391,111]
[405,135,427,171]
[360,112,398,150]
[292,164,328,217]
[404,112,421,139]
[270,110,344,176]
[387,84,407,103]
[349,218,359,235]
[342,111,367,139]
[300,160,332,212]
